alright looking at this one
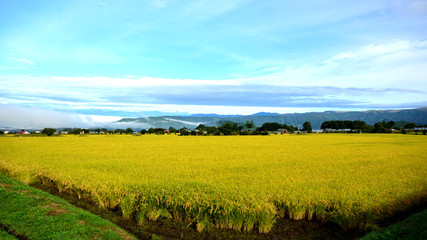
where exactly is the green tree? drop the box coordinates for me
[168,127,177,134]
[196,124,206,132]
[258,122,282,131]
[219,122,240,135]
[386,121,395,129]
[114,129,125,134]
[153,128,166,134]
[179,127,189,136]
[244,120,255,129]
[302,122,312,133]
[71,128,82,134]
[374,122,387,133]
[206,126,217,135]
[361,125,374,133]
[404,122,416,129]
[125,128,133,134]
[42,128,56,136]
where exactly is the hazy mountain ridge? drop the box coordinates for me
[117,107,427,129]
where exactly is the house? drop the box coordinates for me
[3,130,9,134]
[324,128,352,132]
[34,130,41,134]
[312,129,324,133]
[276,128,288,134]
[17,130,30,134]
[60,131,68,134]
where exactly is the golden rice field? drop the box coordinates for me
[0,134,426,233]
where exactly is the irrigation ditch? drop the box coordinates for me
[28,180,366,240]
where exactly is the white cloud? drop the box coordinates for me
[323,40,412,64]
[248,39,427,89]
[7,56,35,65]
[52,76,240,88]
[41,39,427,91]
[163,118,201,126]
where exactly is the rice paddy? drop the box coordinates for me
[0,134,426,233]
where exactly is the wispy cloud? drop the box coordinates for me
[7,56,35,65]
[323,40,412,64]
[245,39,427,89]
[0,73,425,117]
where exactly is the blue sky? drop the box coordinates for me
[1,0,427,122]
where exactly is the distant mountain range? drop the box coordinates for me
[117,107,427,129]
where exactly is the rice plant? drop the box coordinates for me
[0,134,425,233]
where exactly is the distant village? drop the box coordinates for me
[1,120,427,136]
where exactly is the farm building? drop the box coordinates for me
[275,128,288,134]
[312,129,324,133]
[17,130,30,134]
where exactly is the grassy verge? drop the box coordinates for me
[0,173,136,240]
[360,209,427,240]
[0,228,18,240]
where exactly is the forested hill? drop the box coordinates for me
[117,107,427,129]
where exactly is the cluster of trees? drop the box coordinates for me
[27,128,136,136]
[257,122,299,132]
[147,121,303,136]
[321,120,369,131]
[372,121,396,133]
[320,120,427,133]
[320,120,394,133]
[41,128,56,136]
[64,128,133,134]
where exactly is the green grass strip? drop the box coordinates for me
[360,209,427,240]
[0,173,136,240]
[0,228,19,240]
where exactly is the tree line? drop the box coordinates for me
[320,120,426,133]
[3,120,426,136]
